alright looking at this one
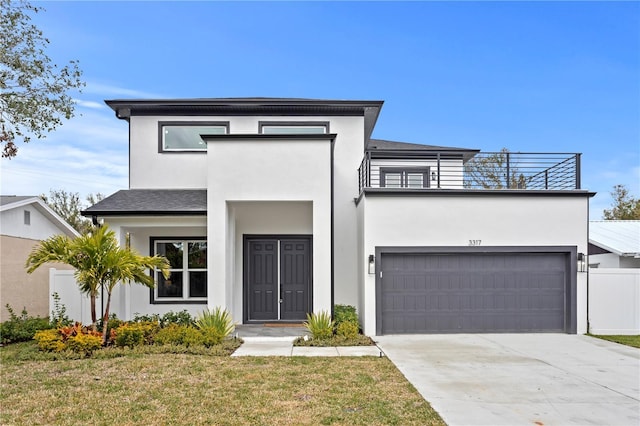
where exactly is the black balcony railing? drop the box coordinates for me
[358,151,581,193]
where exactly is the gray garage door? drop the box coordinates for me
[378,252,569,334]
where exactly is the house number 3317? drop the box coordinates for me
[469,240,482,246]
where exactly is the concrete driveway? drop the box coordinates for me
[376,334,640,426]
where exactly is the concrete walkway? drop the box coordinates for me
[231,336,382,357]
[376,334,640,426]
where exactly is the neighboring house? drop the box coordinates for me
[83,98,593,336]
[589,221,640,268]
[0,196,79,322]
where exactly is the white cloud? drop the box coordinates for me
[0,104,129,198]
[1,141,128,197]
[73,99,105,109]
[83,82,168,99]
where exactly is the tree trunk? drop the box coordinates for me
[90,293,97,331]
[101,291,112,346]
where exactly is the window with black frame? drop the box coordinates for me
[154,239,207,301]
[158,122,228,152]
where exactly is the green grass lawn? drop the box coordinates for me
[589,334,640,349]
[0,342,445,425]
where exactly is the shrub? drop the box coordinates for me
[58,322,101,341]
[34,329,65,352]
[96,313,123,338]
[34,322,103,355]
[114,323,146,348]
[138,321,160,344]
[160,310,195,327]
[66,333,102,356]
[154,324,187,346]
[0,305,52,344]
[336,320,359,339]
[132,312,160,324]
[49,292,72,327]
[181,327,205,347]
[200,328,223,347]
[304,311,334,340]
[333,305,360,338]
[132,310,195,327]
[333,304,358,326]
[195,307,234,345]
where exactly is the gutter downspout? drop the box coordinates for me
[330,137,335,319]
[586,201,590,334]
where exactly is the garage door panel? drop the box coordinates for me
[379,252,568,334]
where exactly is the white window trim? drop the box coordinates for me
[153,239,207,303]
[380,167,431,189]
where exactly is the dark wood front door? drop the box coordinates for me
[245,236,311,322]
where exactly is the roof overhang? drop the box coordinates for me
[82,189,207,217]
[105,98,384,140]
[366,139,480,162]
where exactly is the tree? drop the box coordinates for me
[41,189,104,234]
[26,225,170,344]
[603,184,640,220]
[1,0,84,158]
[464,148,527,189]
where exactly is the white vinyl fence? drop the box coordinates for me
[588,268,640,335]
[49,268,102,325]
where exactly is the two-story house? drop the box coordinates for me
[83,98,593,336]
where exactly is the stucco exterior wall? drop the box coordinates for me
[229,201,313,321]
[359,194,590,336]
[128,114,365,313]
[100,217,207,320]
[207,138,334,319]
[70,112,368,323]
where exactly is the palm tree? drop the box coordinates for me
[26,226,170,343]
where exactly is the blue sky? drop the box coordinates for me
[1,1,638,218]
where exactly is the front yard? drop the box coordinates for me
[0,342,445,425]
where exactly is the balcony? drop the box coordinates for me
[358,150,581,193]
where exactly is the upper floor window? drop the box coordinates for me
[259,121,329,135]
[159,122,228,152]
[380,167,430,189]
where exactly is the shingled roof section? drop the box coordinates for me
[366,139,479,162]
[1,195,37,206]
[366,138,478,152]
[82,189,206,216]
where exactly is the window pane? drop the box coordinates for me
[188,242,207,268]
[384,172,402,188]
[163,126,226,150]
[189,272,207,297]
[157,272,183,298]
[262,126,326,134]
[406,173,424,188]
[157,242,183,268]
